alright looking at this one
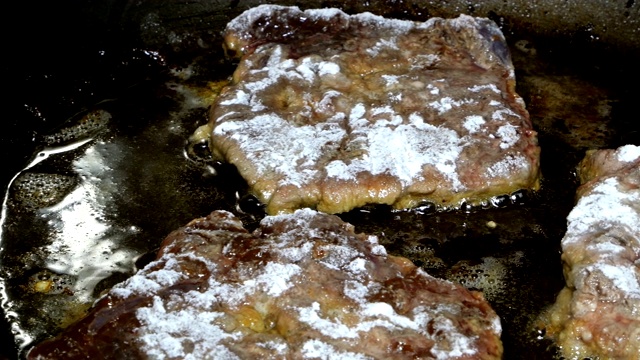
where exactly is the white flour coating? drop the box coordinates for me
[347,257,368,274]
[486,154,529,178]
[468,84,500,93]
[136,297,241,360]
[217,104,474,189]
[367,236,387,256]
[101,208,499,359]
[227,5,423,41]
[343,280,370,302]
[107,224,307,359]
[616,144,640,163]
[202,261,302,305]
[550,145,640,359]
[216,114,345,188]
[429,316,477,359]
[296,301,436,341]
[316,243,362,270]
[301,340,373,360]
[366,37,401,56]
[110,258,186,299]
[428,97,476,114]
[463,115,485,133]
[243,262,302,296]
[587,241,626,256]
[257,340,289,353]
[587,263,640,298]
[491,107,518,121]
[562,166,640,300]
[288,212,483,359]
[427,83,440,94]
[360,302,421,329]
[273,240,314,262]
[565,177,640,242]
[496,124,519,149]
[114,257,302,308]
[212,4,538,213]
[324,105,467,188]
[381,74,400,86]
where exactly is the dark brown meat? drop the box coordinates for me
[545,145,640,360]
[27,209,502,359]
[205,5,540,215]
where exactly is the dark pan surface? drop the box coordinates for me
[2,1,639,359]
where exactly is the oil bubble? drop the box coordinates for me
[413,201,436,214]
[490,194,510,207]
[28,270,75,295]
[446,257,507,301]
[185,139,212,163]
[10,173,78,210]
[185,123,214,163]
[510,190,527,204]
[42,109,111,146]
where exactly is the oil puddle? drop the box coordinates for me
[0,65,232,355]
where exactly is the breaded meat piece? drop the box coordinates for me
[28,209,503,359]
[205,5,540,214]
[546,145,640,360]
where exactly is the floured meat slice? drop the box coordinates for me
[27,209,503,359]
[545,145,640,359]
[205,5,540,214]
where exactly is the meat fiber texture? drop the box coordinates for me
[206,5,540,215]
[27,209,503,360]
[546,145,640,360]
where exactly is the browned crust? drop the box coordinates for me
[28,210,503,359]
[208,5,540,214]
[544,146,640,360]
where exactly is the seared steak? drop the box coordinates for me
[546,145,640,359]
[206,5,540,214]
[28,209,502,359]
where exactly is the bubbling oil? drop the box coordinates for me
[11,173,78,211]
[0,67,233,354]
[446,256,509,301]
[41,110,111,146]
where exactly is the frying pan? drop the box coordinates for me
[2,1,639,359]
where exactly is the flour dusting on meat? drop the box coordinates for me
[27,210,503,359]
[546,144,640,360]
[208,5,540,214]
